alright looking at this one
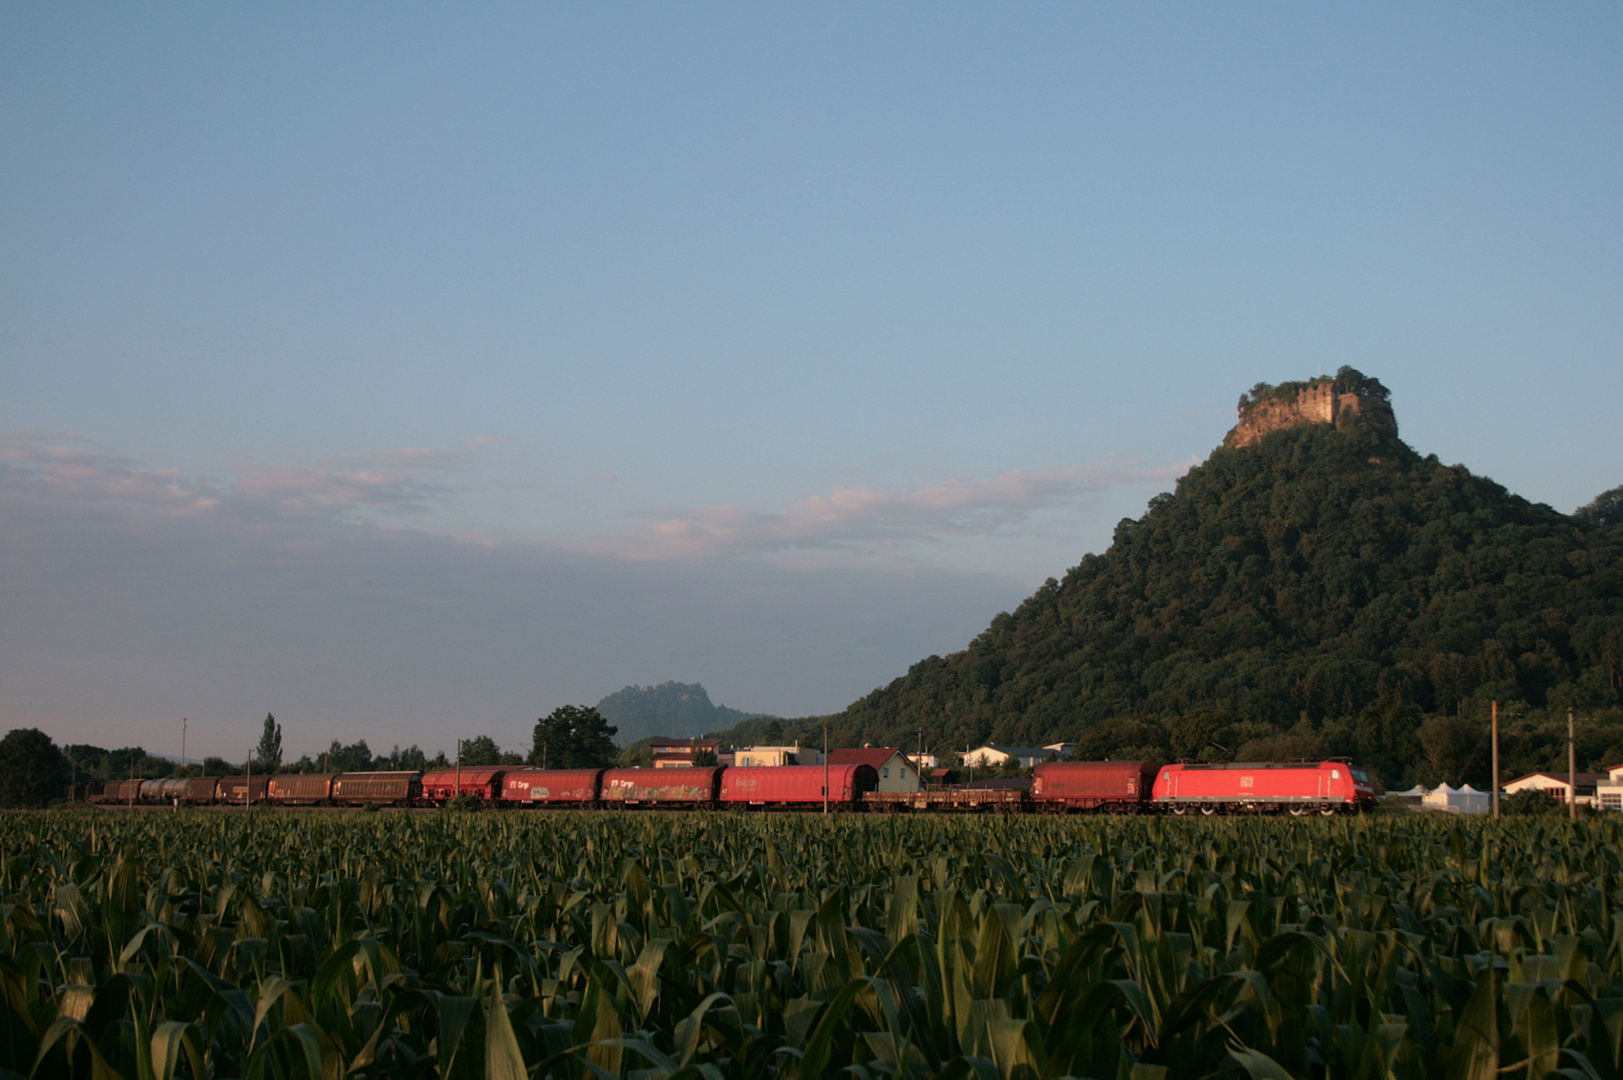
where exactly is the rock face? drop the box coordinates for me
[1224,369,1397,449]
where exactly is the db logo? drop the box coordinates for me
[1240,776,1254,788]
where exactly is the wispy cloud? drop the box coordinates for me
[0,434,487,520]
[600,458,1194,561]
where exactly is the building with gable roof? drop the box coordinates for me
[826,747,921,792]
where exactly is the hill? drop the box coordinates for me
[594,681,771,744]
[743,369,1623,789]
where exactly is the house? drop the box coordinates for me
[734,745,821,767]
[650,738,722,769]
[962,743,1075,769]
[1421,784,1491,815]
[1592,764,1623,810]
[1503,770,1607,808]
[908,752,940,771]
[827,747,922,792]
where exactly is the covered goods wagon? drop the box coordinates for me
[600,767,720,806]
[268,773,336,805]
[184,777,221,804]
[1031,761,1157,810]
[1152,761,1375,814]
[331,772,419,805]
[420,768,505,803]
[216,776,270,804]
[501,768,603,805]
[718,765,877,808]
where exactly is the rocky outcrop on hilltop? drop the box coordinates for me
[1225,367,1397,448]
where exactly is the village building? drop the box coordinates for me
[827,747,922,792]
[962,743,1075,768]
[1503,770,1607,808]
[650,738,723,768]
[733,745,821,767]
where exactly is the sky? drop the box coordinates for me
[2,4,1619,762]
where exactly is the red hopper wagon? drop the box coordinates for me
[1031,760,1158,811]
[1152,761,1375,815]
[419,768,506,804]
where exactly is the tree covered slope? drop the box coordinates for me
[825,380,1623,786]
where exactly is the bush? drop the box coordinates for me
[445,792,481,812]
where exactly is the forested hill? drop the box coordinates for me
[817,371,1623,789]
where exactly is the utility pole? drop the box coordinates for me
[1569,706,1578,822]
[823,721,829,814]
[455,739,462,797]
[181,717,187,771]
[246,749,252,807]
[1491,701,1500,820]
[128,758,135,810]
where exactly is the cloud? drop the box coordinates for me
[0,434,477,519]
[601,459,1195,561]
[0,432,1027,754]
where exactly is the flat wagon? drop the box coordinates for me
[1152,761,1375,815]
[268,773,336,805]
[600,767,721,807]
[500,768,604,806]
[1031,760,1158,811]
[420,768,505,803]
[330,771,420,806]
[719,765,877,809]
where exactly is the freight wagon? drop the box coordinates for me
[1032,761,1157,811]
[600,767,721,807]
[419,768,505,804]
[217,776,269,804]
[331,772,420,805]
[267,773,336,805]
[1152,761,1375,814]
[718,765,876,809]
[500,768,604,806]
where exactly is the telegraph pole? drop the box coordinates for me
[1491,701,1500,820]
[822,721,829,814]
[1569,706,1578,821]
[181,717,187,771]
[455,739,462,797]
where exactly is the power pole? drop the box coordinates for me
[128,758,135,809]
[822,721,829,814]
[455,739,462,797]
[1569,706,1578,822]
[1491,701,1500,820]
[181,717,187,771]
[246,749,252,807]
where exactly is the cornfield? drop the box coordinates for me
[2,809,1621,1079]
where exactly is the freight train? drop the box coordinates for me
[68,759,1376,814]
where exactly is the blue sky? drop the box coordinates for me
[2,4,1619,760]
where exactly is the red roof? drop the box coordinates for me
[827,747,907,770]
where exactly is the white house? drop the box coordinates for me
[963,743,1075,768]
[1592,764,1623,810]
[828,747,922,792]
[1503,771,1606,808]
[733,745,821,767]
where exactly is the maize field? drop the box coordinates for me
[1,809,1621,1079]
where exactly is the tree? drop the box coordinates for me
[691,748,718,767]
[531,706,619,770]
[325,739,374,772]
[0,728,71,808]
[458,735,504,766]
[255,714,283,772]
[1576,485,1623,529]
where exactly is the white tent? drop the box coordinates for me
[1422,783,1491,815]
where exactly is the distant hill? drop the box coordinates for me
[595,681,772,744]
[735,369,1623,790]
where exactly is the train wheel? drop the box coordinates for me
[1318,806,1337,816]
[1170,805,1188,815]
[1199,805,1217,816]
[1289,806,1309,817]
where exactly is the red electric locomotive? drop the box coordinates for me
[1152,760,1375,815]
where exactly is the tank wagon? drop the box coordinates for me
[1153,761,1375,815]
